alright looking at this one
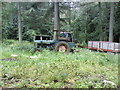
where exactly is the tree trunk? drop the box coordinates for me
[68,3,71,31]
[85,5,88,43]
[99,2,103,41]
[109,2,114,42]
[54,2,60,40]
[0,2,2,42]
[17,2,22,43]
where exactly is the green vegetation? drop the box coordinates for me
[1,2,119,88]
[0,40,118,88]
[2,2,120,42]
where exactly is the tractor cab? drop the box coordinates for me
[58,32,73,42]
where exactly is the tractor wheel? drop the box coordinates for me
[55,41,70,53]
[34,48,41,52]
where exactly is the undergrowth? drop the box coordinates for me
[0,39,118,88]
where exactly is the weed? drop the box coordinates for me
[0,39,118,88]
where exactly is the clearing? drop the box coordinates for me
[0,40,118,88]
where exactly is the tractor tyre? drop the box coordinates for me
[34,48,41,52]
[55,41,70,53]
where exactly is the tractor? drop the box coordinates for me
[34,30,75,53]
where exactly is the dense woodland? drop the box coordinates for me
[2,2,120,43]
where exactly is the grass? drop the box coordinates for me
[0,39,119,88]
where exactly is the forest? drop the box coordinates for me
[0,1,119,88]
[2,2,120,42]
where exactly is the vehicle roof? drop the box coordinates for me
[35,35,51,37]
[53,30,72,33]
